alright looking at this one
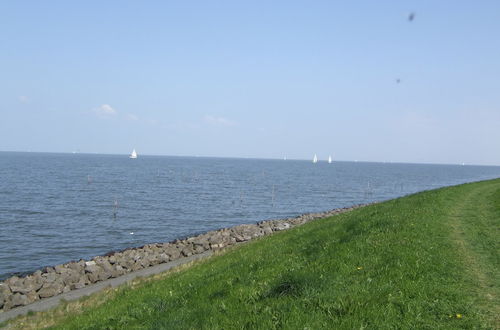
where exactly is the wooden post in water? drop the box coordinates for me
[272,184,275,207]
[113,199,119,218]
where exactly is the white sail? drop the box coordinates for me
[129,149,137,159]
[328,155,332,163]
[313,154,318,163]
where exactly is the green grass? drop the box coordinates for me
[7,179,500,329]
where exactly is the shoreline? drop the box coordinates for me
[0,251,213,323]
[0,204,365,317]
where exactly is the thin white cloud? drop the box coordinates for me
[204,115,237,127]
[93,104,117,117]
[125,113,139,121]
[100,104,117,115]
[146,119,159,125]
[18,95,30,104]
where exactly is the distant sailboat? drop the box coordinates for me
[313,154,318,163]
[129,149,137,159]
[328,155,332,164]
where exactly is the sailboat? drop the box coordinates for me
[129,149,138,159]
[313,154,318,163]
[328,155,332,164]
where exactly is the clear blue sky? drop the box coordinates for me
[1,1,499,165]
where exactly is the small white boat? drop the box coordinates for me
[129,149,137,159]
[313,154,318,163]
[328,155,332,164]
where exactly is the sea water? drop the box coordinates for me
[1,151,499,279]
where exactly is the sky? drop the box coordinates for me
[1,1,499,165]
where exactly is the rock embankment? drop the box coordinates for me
[0,206,361,311]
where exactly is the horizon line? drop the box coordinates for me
[0,150,497,167]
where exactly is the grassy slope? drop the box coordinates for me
[7,179,500,329]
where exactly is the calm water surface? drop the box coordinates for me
[1,152,499,279]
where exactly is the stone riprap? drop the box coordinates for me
[0,206,361,312]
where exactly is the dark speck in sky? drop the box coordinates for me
[408,12,415,22]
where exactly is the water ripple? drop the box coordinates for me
[0,152,499,279]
